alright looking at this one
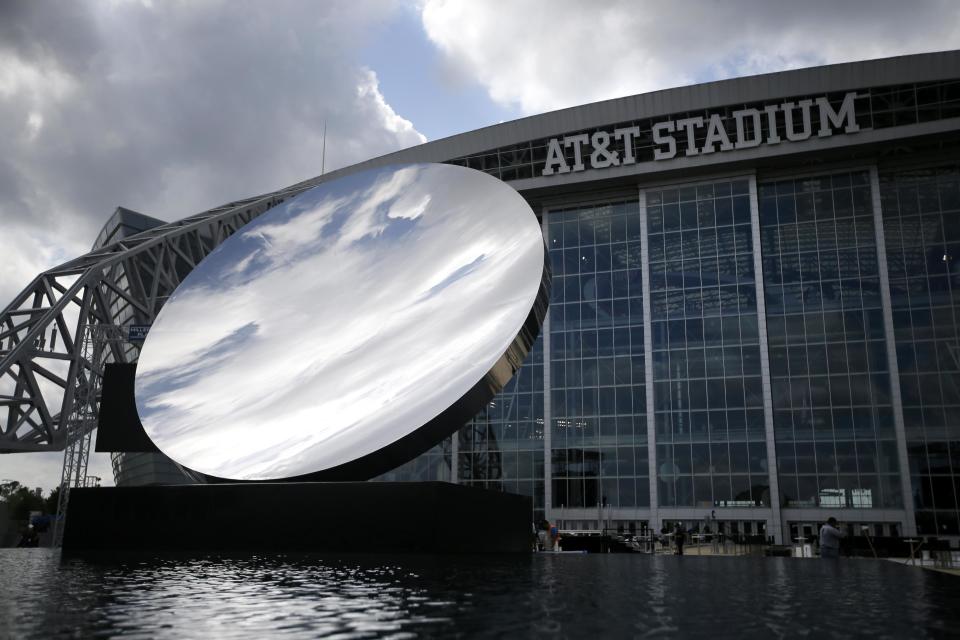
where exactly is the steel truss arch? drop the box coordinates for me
[0,182,317,452]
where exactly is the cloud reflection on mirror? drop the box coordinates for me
[135,164,546,480]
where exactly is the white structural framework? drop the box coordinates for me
[0,182,315,454]
[50,324,127,547]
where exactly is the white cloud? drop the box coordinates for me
[421,0,960,115]
[0,228,88,310]
[358,68,427,144]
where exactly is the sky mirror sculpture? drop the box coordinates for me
[134,163,549,481]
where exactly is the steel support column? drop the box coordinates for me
[747,174,784,544]
[541,207,553,521]
[638,188,660,531]
[869,165,918,536]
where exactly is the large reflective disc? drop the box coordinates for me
[135,163,548,481]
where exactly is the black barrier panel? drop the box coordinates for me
[62,482,532,554]
[95,362,158,453]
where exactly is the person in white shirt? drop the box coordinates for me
[536,520,549,551]
[819,517,845,558]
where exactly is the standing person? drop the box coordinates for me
[819,517,845,559]
[549,521,560,552]
[675,524,686,556]
[537,520,549,551]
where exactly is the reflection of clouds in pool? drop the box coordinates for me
[135,164,545,480]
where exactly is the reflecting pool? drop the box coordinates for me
[1,549,957,638]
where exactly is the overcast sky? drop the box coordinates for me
[2,0,958,491]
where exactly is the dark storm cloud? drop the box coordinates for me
[0,0,100,74]
[0,0,423,289]
[0,0,424,309]
[0,0,426,489]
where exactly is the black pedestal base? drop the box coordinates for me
[62,482,531,555]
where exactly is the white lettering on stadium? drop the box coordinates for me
[541,92,860,176]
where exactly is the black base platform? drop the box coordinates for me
[62,482,531,555]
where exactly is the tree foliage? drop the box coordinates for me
[0,480,58,521]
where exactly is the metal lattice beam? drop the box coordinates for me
[0,182,316,453]
[51,323,127,546]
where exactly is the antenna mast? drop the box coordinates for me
[321,119,327,175]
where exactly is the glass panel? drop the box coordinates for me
[649,178,765,508]
[549,200,646,509]
[762,170,902,511]
[881,164,960,528]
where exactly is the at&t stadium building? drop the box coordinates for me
[7,50,960,545]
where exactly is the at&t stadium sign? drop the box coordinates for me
[541,92,861,176]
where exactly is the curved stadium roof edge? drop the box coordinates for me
[310,49,960,186]
[109,49,959,231]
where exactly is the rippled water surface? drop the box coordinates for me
[1,549,958,639]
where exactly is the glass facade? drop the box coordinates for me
[458,339,545,522]
[760,171,902,510]
[647,180,768,509]
[389,164,960,540]
[373,441,452,483]
[112,452,194,487]
[881,164,960,535]
[547,202,649,513]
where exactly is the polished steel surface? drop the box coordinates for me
[135,164,547,480]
